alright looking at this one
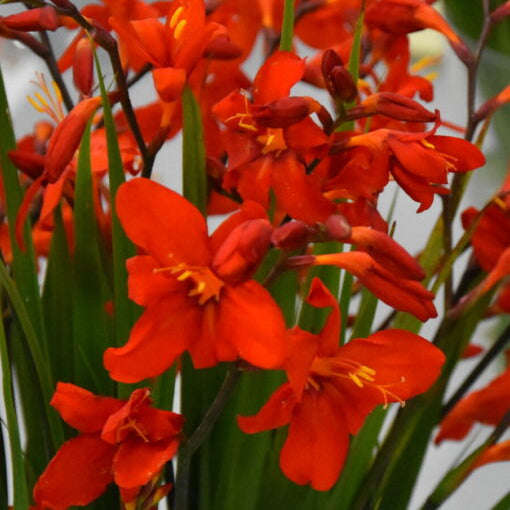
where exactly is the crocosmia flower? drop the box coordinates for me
[238,278,445,490]
[103,178,287,383]
[33,383,183,508]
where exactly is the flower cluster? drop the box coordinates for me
[1,0,509,509]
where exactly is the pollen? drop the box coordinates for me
[155,260,224,305]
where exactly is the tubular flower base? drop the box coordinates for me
[239,278,445,490]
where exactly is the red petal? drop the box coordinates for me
[115,178,211,267]
[113,437,179,489]
[237,383,295,433]
[253,51,306,104]
[50,382,124,433]
[216,281,287,368]
[280,389,349,490]
[152,67,186,102]
[103,294,201,383]
[126,255,181,306]
[33,435,115,509]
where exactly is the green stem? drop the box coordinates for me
[174,366,241,510]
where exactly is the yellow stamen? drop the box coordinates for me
[169,6,184,29]
[27,95,46,113]
[174,19,187,40]
[421,139,436,150]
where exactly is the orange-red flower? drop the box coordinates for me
[343,120,486,211]
[103,178,287,382]
[435,365,510,444]
[239,278,445,490]
[33,383,183,508]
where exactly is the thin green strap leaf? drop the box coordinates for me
[182,85,207,215]
[279,0,295,52]
[42,207,74,383]
[493,491,510,510]
[0,259,64,448]
[0,309,30,509]
[72,123,113,394]
[0,66,47,346]
[94,49,138,351]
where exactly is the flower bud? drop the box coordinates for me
[348,92,437,122]
[44,96,102,183]
[204,35,243,60]
[324,214,351,241]
[491,1,510,23]
[212,219,273,284]
[73,38,94,97]
[321,49,357,102]
[271,221,315,250]
[2,6,59,32]
[251,97,323,128]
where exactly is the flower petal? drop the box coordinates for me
[50,382,124,433]
[116,178,211,266]
[113,437,179,489]
[33,435,115,510]
[103,293,201,383]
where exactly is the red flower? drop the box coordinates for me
[435,366,510,444]
[33,383,183,509]
[103,178,287,382]
[238,278,445,490]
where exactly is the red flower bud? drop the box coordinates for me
[324,214,351,241]
[271,221,315,250]
[204,35,243,60]
[348,92,437,122]
[44,96,102,183]
[2,6,59,32]
[491,1,510,23]
[321,49,357,102]
[212,219,273,284]
[251,96,323,128]
[73,38,94,97]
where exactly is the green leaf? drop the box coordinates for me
[493,491,510,510]
[42,207,74,383]
[0,309,30,509]
[0,259,64,450]
[72,123,114,394]
[182,86,207,215]
[94,49,138,355]
[279,0,295,52]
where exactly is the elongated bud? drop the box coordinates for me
[347,92,437,122]
[8,150,45,180]
[474,86,510,122]
[212,219,273,284]
[44,96,102,183]
[491,1,510,23]
[349,226,425,280]
[321,49,357,102]
[73,38,94,96]
[271,221,315,250]
[2,6,59,32]
[251,96,324,128]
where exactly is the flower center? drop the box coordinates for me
[309,356,406,408]
[257,128,287,155]
[155,260,224,305]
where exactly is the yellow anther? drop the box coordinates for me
[350,373,364,388]
[189,280,206,296]
[177,270,193,281]
[52,80,63,103]
[424,71,438,82]
[169,6,184,29]
[174,19,187,40]
[421,139,435,150]
[27,95,46,113]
